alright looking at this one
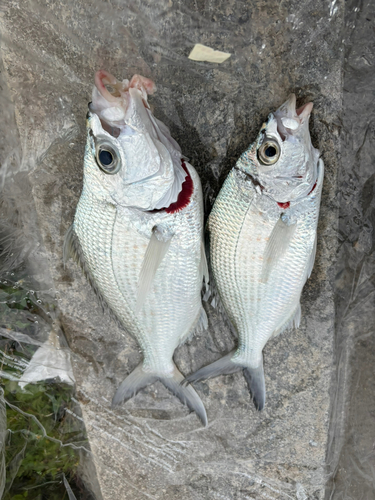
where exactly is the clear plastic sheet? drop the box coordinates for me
[0,0,372,499]
[0,241,100,499]
[0,46,98,499]
[325,1,375,499]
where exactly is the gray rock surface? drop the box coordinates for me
[0,1,343,498]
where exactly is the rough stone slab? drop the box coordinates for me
[0,0,343,498]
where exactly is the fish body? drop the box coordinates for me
[65,72,207,424]
[187,95,323,410]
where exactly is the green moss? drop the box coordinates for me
[2,380,88,500]
[0,276,94,499]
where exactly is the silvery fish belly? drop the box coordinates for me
[187,94,323,410]
[64,71,208,425]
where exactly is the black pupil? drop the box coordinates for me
[265,146,276,157]
[99,149,113,166]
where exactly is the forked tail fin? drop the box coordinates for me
[243,360,265,411]
[185,349,266,411]
[112,362,208,426]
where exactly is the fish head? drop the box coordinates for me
[83,71,186,211]
[240,94,319,203]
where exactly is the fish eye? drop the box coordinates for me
[99,149,113,165]
[95,141,121,174]
[257,140,280,166]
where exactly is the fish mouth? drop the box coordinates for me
[278,93,297,117]
[277,94,313,119]
[88,71,188,210]
[95,70,126,102]
[88,108,122,138]
[89,71,156,137]
[95,70,156,103]
[296,101,314,117]
[275,94,313,140]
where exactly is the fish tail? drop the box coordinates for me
[112,362,207,426]
[185,349,241,383]
[243,358,266,411]
[161,365,208,427]
[185,349,266,411]
[112,363,157,406]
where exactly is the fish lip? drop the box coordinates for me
[276,93,297,117]
[95,70,125,102]
[274,94,313,139]
[91,71,156,121]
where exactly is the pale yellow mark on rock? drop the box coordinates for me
[188,44,231,64]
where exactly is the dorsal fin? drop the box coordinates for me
[261,217,297,283]
[136,226,173,313]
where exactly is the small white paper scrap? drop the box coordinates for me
[188,44,231,63]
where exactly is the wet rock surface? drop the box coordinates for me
[0,1,343,498]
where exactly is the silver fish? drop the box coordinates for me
[187,95,323,410]
[64,71,208,425]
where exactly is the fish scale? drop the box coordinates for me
[210,168,321,365]
[74,158,204,373]
[66,72,208,425]
[187,94,323,411]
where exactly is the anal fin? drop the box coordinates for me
[271,302,301,338]
[178,306,208,345]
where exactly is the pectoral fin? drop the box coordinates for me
[136,227,172,313]
[261,217,297,283]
